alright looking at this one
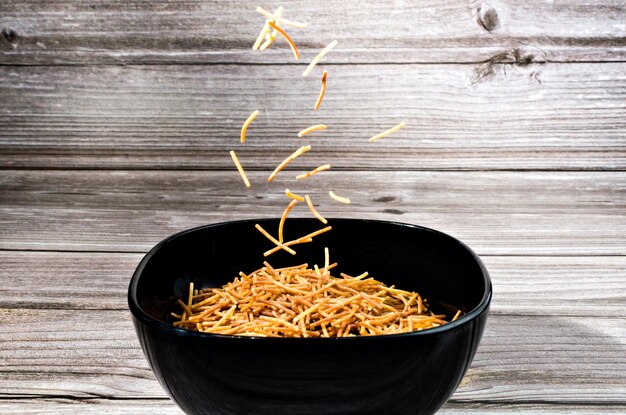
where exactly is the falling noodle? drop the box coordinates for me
[303,40,338,77]
[329,190,351,204]
[369,121,406,143]
[305,194,328,224]
[298,124,327,137]
[267,145,311,182]
[229,150,251,188]
[240,110,260,143]
[314,71,328,110]
[278,199,298,242]
[296,164,331,180]
[268,21,300,60]
[285,188,305,202]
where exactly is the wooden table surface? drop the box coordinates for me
[1,1,625,414]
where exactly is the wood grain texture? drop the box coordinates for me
[0,1,625,64]
[0,251,143,310]
[1,400,625,415]
[0,309,624,403]
[484,256,626,317]
[0,400,182,415]
[1,63,625,170]
[1,170,624,254]
[1,1,625,413]
[441,403,626,414]
[2,251,624,316]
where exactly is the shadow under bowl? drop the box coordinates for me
[128,218,491,415]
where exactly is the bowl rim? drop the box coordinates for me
[128,218,492,341]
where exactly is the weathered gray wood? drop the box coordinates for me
[441,403,626,414]
[1,63,625,170]
[483,256,626,317]
[0,1,625,64]
[0,399,182,415]
[0,251,142,310]
[1,1,624,414]
[1,3,624,414]
[0,309,160,399]
[1,170,624,254]
[0,309,624,402]
[2,252,625,317]
[1,399,625,415]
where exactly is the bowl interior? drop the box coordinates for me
[132,218,489,328]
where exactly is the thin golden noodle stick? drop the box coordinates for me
[452,310,462,321]
[304,194,328,224]
[278,199,298,243]
[285,188,305,202]
[296,164,331,180]
[314,71,327,110]
[267,145,311,182]
[323,247,330,276]
[176,299,193,320]
[253,23,270,50]
[368,121,406,143]
[240,110,259,143]
[296,225,333,241]
[329,190,350,204]
[298,124,327,137]
[268,21,300,60]
[187,282,194,308]
[303,40,338,77]
[229,150,251,188]
[355,272,369,280]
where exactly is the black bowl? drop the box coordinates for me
[129,218,491,415]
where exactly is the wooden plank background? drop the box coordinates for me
[1,0,625,64]
[1,64,625,170]
[1,0,625,414]
[1,170,625,254]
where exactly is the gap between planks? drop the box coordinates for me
[1,59,625,68]
[1,167,626,173]
[3,248,626,257]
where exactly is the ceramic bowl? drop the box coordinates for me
[129,218,491,415]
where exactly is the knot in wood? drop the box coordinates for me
[374,196,397,203]
[477,6,500,32]
[1,27,18,49]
